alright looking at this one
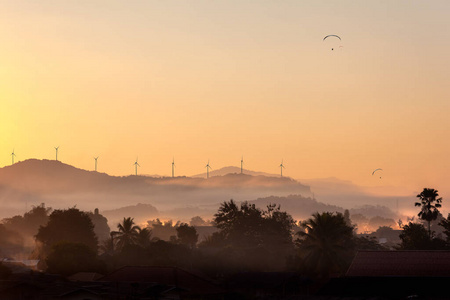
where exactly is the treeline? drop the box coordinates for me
[0,187,449,280]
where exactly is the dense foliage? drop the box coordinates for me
[46,241,106,276]
[35,208,98,252]
[0,187,447,280]
[296,212,355,278]
[415,188,443,238]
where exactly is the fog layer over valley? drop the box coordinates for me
[0,159,419,231]
[0,159,308,215]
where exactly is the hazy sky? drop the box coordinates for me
[1,1,449,198]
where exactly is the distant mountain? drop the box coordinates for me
[299,177,415,214]
[192,166,279,178]
[0,159,311,219]
[0,159,417,225]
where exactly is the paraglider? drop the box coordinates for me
[323,35,341,51]
[372,168,383,179]
[323,35,341,41]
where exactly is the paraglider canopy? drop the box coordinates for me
[323,35,341,50]
[323,35,341,41]
[372,168,383,179]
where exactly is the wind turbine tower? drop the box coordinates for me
[133,158,140,176]
[11,149,16,165]
[240,156,244,174]
[279,160,285,177]
[205,160,212,179]
[94,156,99,172]
[55,146,59,161]
[172,158,176,178]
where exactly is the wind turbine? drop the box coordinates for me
[54,146,59,161]
[240,156,244,174]
[11,149,16,165]
[172,157,176,178]
[279,160,285,177]
[205,160,212,179]
[94,156,99,172]
[133,157,140,176]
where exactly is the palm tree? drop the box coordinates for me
[111,217,141,251]
[296,212,355,278]
[415,188,443,239]
[99,234,115,256]
[137,227,152,248]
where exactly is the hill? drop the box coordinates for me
[0,159,311,219]
[192,166,278,178]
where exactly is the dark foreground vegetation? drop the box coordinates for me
[0,187,449,299]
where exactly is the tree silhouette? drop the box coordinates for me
[35,208,98,252]
[211,200,296,271]
[46,241,106,276]
[214,200,295,249]
[415,188,443,238]
[99,234,115,256]
[398,222,431,250]
[111,217,141,251]
[176,223,198,248]
[2,203,51,238]
[137,227,152,248]
[438,214,450,246]
[296,212,354,278]
[190,216,208,226]
[88,208,111,242]
[148,219,179,241]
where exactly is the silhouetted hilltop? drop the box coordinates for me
[0,160,308,192]
[0,159,117,193]
[0,159,311,218]
[193,166,278,178]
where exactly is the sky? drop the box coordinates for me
[0,1,449,200]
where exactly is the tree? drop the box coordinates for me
[214,200,296,250]
[190,216,208,226]
[176,223,198,248]
[354,235,386,250]
[415,188,443,238]
[111,217,141,251]
[2,203,51,238]
[88,208,111,242]
[398,222,432,250]
[296,212,355,278]
[211,200,296,271]
[148,219,179,241]
[439,214,450,244]
[46,241,106,276]
[137,227,152,248]
[99,234,115,256]
[35,208,98,253]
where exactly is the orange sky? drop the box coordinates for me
[1,1,449,201]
